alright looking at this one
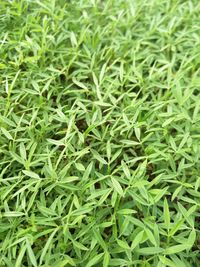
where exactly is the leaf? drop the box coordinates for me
[1,127,13,140]
[111,177,124,197]
[72,78,88,90]
[169,219,184,237]
[26,239,37,267]
[159,256,176,267]
[47,139,65,146]
[103,251,110,267]
[128,217,144,228]
[116,239,130,250]
[70,31,77,47]
[10,151,24,164]
[120,140,140,146]
[109,259,128,265]
[72,206,93,216]
[164,198,170,232]
[83,161,93,180]
[92,72,102,100]
[60,176,79,183]
[16,244,26,267]
[131,230,144,250]
[0,115,16,127]
[164,244,191,255]
[135,127,141,141]
[170,255,187,267]
[121,160,130,178]
[162,117,174,127]
[86,253,104,267]
[3,211,25,217]
[145,228,157,246]
[99,63,107,84]
[172,81,182,104]
[117,209,137,215]
[55,257,75,267]
[106,140,111,161]
[119,61,124,82]
[171,186,182,201]
[110,149,122,163]
[22,170,40,179]
[188,229,196,247]
[91,149,107,165]
[136,247,164,255]
[20,143,27,160]
[72,240,88,251]
[75,163,85,171]
[39,228,58,264]
[93,228,107,251]
[154,186,169,203]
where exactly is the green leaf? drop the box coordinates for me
[103,251,110,267]
[72,240,88,251]
[26,239,37,267]
[109,259,128,265]
[135,127,141,141]
[55,257,76,267]
[121,160,130,178]
[164,198,170,232]
[39,228,58,264]
[91,149,107,165]
[1,127,13,140]
[188,229,196,247]
[93,228,107,251]
[116,239,130,250]
[159,256,176,267]
[20,143,27,160]
[136,247,164,255]
[72,78,88,90]
[16,244,26,267]
[86,253,104,267]
[164,244,191,255]
[117,209,137,215]
[4,212,25,217]
[169,219,184,237]
[131,230,144,250]
[145,228,157,246]
[111,177,124,197]
[22,170,40,179]
[75,162,85,171]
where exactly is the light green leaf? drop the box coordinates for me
[86,253,104,267]
[131,230,144,250]
[111,177,124,197]
[39,228,59,264]
[136,247,164,255]
[72,240,88,251]
[22,170,40,179]
[145,228,157,246]
[164,244,190,255]
[159,256,176,267]
[16,244,26,267]
[91,149,107,165]
[164,198,170,232]
[1,127,13,140]
[103,251,110,267]
[26,239,37,267]
[116,239,130,250]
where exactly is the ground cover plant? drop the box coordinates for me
[0,0,200,266]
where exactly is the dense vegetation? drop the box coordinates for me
[0,0,200,266]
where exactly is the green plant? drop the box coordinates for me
[0,0,199,266]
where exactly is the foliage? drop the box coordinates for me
[0,0,200,266]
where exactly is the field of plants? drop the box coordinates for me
[0,0,200,266]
